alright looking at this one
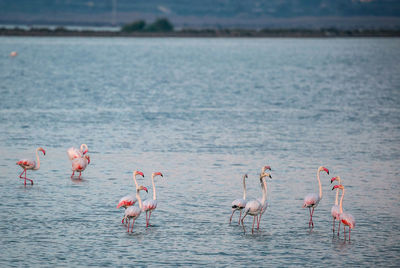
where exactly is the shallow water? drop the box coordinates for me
[0,37,399,267]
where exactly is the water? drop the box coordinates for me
[0,37,399,267]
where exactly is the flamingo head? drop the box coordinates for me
[331,176,341,183]
[243,174,248,179]
[134,170,144,178]
[262,165,271,173]
[38,147,46,155]
[85,155,91,164]
[152,172,163,178]
[138,185,148,193]
[80,144,88,155]
[319,166,329,175]
[332,184,344,190]
[260,172,272,182]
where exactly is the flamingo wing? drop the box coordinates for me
[232,198,246,209]
[71,158,87,172]
[340,212,356,229]
[125,206,141,219]
[331,205,341,220]
[17,159,36,169]
[117,195,137,208]
[303,193,320,208]
[143,199,157,211]
[67,147,82,161]
[244,200,262,215]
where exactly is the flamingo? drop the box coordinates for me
[330,176,342,234]
[67,144,88,161]
[229,174,248,225]
[302,166,329,228]
[124,185,148,233]
[241,172,272,234]
[142,172,164,227]
[117,170,144,224]
[71,155,90,179]
[257,165,272,228]
[10,51,17,57]
[16,147,46,185]
[332,184,356,240]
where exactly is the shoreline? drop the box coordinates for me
[1,28,400,38]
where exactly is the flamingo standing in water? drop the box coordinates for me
[142,172,164,227]
[257,165,272,228]
[117,170,144,224]
[124,185,148,233]
[16,147,46,185]
[302,166,329,228]
[241,172,272,234]
[67,144,88,161]
[71,155,90,179]
[330,176,342,234]
[332,184,355,240]
[229,174,248,225]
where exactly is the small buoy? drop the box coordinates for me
[10,51,17,57]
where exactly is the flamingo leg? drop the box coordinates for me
[332,218,335,233]
[310,207,315,228]
[241,213,247,233]
[79,172,82,179]
[121,217,125,224]
[343,225,346,240]
[238,210,242,225]
[349,228,351,241]
[308,207,312,227]
[131,219,135,232]
[338,221,341,236]
[257,214,261,229]
[145,211,148,227]
[229,209,235,224]
[126,218,130,232]
[20,170,33,185]
[148,211,152,226]
[252,216,256,234]
[71,171,75,179]
[19,169,25,178]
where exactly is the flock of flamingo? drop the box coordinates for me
[16,145,355,238]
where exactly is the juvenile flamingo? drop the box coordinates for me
[117,170,144,224]
[330,176,342,234]
[67,144,88,161]
[142,172,164,227]
[229,174,248,225]
[241,172,272,234]
[332,184,356,240]
[71,155,90,179]
[124,185,148,233]
[302,166,329,228]
[257,165,272,228]
[16,147,46,185]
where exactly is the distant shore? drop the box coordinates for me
[1,27,400,37]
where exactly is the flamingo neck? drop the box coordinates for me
[80,144,88,154]
[34,148,41,170]
[317,170,322,200]
[261,178,267,204]
[133,173,139,189]
[334,177,341,206]
[242,175,246,200]
[136,190,143,209]
[339,188,345,213]
[151,175,157,200]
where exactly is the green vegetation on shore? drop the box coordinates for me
[0,18,399,37]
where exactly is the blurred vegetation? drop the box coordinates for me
[121,18,173,32]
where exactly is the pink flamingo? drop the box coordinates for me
[67,144,88,161]
[124,185,148,233]
[71,155,90,179]
[16,147,46,185]
[257,165,272,228]
[241,172,272,234]
[330,176,342,234]
[142,172,164,227]
[302,166,329,228]
[117,170,144,224]
[230,174,248,225]
[332,184,356,240]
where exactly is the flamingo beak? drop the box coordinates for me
[87,156,91,164]
[265,166,271,171]
[137,171,144,177]
[41,149,46,155]
[155,172,163,177]
[268,174,272,179]
[324,167,329,174]
[332,185,338,190]
[331,177,336,183]
[143,187,148,193]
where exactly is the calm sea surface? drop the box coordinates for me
[0,37,399,267]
